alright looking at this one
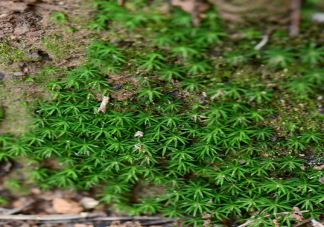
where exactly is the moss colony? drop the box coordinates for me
[2,1,324,226]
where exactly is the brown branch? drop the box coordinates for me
[0,212,174,224]
[92,216,175,221]
[0,212,105,220]
[3,201,34,215]
[290,0,302,37]
[293,218,312,227]
[254,27,276,50]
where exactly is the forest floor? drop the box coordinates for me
[2,0,324,227]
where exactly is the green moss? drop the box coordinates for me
[0,43,30,64]
[3,1,324,226]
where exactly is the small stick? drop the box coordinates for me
[0,213,173,222]
[0,212,104,220]
[290,0,301,37]
[254,35,269,50]
[141,219,176,226]
[254,28,275,50]
[293,218,312,227]
[3,201,34,215]
[92,216,175,221]
[238,210,309,227]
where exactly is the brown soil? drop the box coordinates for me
[0,0,95,135]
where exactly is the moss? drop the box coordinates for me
[3,0,324,226]
[0,43,34,65]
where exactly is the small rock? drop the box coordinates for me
[80,197,99,209]
[53,198,83,214]
[12,72,24,76]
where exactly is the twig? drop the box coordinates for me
[238,210,309,227]
[254,35,269,50]
[0,208,11,213]
[3,201,34,215]
[0,212,105,220]
[293,218,312,227]
[289,0,301,37]
[254,28,275,50]
[0,213,174,224]
[141,219,176,226]
[92,216,175,221]
[39,217,175,225]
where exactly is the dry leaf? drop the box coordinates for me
[312,219,324,227]
[172,0,210,26]
[313,165,324,170]
[134,131,144,137]
[12,198,30,208]
[290,207,304,222]
[53,198,83,214]
[319,176,324,184]
[272,219,280,227]
[97,96,110,113]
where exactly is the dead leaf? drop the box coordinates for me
[172,0,210,26]
[319,176,324,184]
[313,165,324,170]
[97,96,110,113]
[290,207,304,222]
[312,220,324,227]
[53,198,83,214]
[272,219,280,227]
[12,197,30,208]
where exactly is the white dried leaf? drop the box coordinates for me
[80,197,99,209]
[134,131,144,137]
[312,219,324,227]
[97,96,110,113]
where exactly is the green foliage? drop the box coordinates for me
[50,12,68,23]
[224,50,250,66]
[300,43,324,65]
[265,47,296,67]
[0,43,29,64]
